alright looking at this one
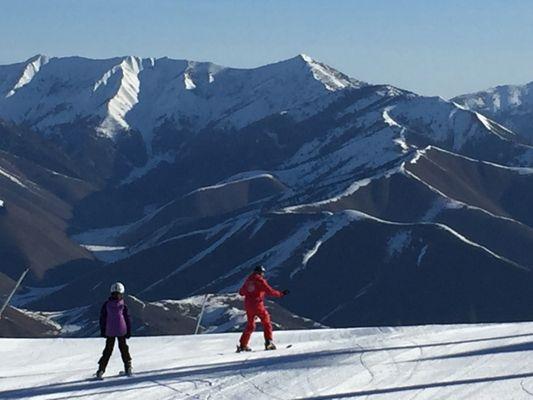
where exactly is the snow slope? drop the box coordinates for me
[3,323,533,399]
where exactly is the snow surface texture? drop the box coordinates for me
[3,323,533,399]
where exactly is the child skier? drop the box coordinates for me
[237,265,289,352]
[96,282,132,379]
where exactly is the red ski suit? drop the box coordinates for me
[239,273,284,347]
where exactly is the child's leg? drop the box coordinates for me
[98,337,116,372]
[117,336,132,369]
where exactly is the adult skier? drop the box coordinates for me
[96,282,132,379]
[237,265,289,352]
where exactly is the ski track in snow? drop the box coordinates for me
[4,323,533,399]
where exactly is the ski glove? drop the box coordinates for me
[282,289,290,296]
[100,330,106,338]
[125,332,131,339]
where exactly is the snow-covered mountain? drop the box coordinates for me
[0,54,367,185]
[3,54,533,330]
[453,81,533,142]
[0,54,359,138]
[2,323,533,399]
[0,293,321,338]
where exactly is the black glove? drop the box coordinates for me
[100,331,106,338]
[282,289,290,296]
[125,332,131,339]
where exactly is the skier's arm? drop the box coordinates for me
[261,279,284,298]
[123,303,132,338]
[99,302,107,337]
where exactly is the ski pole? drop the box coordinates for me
[0,268,30,319]
[194,294,210,335]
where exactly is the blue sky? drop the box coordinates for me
[1,0,533,98]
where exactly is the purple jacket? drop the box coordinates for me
[99,298,131,338]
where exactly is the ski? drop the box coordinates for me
[89,371,133,381]
[233,344,293,354]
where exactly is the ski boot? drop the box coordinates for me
[124,362,133,376]
[265,340,277,351]
[236,344,252,353]
[95,369,105,380]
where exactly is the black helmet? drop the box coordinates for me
[254,265,266,274]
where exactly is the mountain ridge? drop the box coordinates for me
[3,54,533,329]
[453,81,533,142]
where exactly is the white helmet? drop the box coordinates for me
[110,282,125,294]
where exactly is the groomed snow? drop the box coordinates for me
[3,323,533,399]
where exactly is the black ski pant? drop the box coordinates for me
[98,336,131,371]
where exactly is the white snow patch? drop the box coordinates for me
[184,73,196,90]
[475,111,518,141]
[409,147,430,164]
[81,245,126,252]
[0,167,27,188]
[382,108,401,128]
[300,53,350,91]
[187,173,277,196]
[417,245,428,266]
[422,197,464,221]
[71,223,134,263]
[96,57,143,138]
[72,223,133,247]
[80,245,128,263]
[386,230,412,258]
[6,55,49,98]
[302,240,322,267]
